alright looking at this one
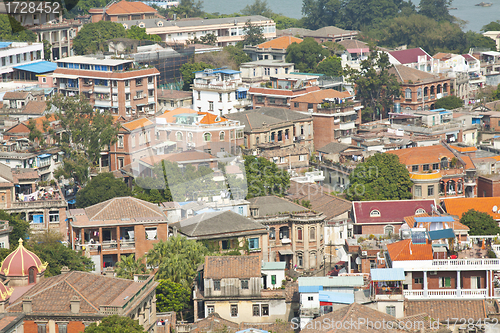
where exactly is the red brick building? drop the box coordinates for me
[477,174,500,197]
[89,0,158,23]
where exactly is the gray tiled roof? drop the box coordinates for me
[84,196,166,221]
[225,107,310,132]
[247,196,307,216]
[317,142,351,154]
[120,15,270,30]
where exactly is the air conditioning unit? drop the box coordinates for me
[361,251,367,256]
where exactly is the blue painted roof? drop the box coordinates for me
[38,153,51,158]
[428,228,455,240]
[0,42,13,49]
[237,329,268,333]
[262,262,286,270]
[319,291,354,304]
[298,276,364,287]
[213,69,240,74]
[370,268,405,281]
[414,216,455,223]
[429,108,446,112]
[13,61,57,74]
[299,286,323,293]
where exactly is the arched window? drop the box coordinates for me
[204,132,211,142]
[187,132,193,142]
[297,227,303,241]
[28,266,36,284]
[269,227,275,240]
[219,131,225,141]
[417,88,422,99]
[415,208,426,215]
[384,225,394,235]
[405,88,412,99]
[297,253,303,267]
[176,132,183,141]
[370,210,381,217]
[310,227,316,240]
[139,23,145,28]
[441,157,448,169]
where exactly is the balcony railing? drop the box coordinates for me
[404,289,487,299]
[120,240,135,248]
[102,240,118,250]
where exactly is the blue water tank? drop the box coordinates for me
[394,103,401,113]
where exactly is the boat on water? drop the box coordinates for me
[475,2,493,6]
[449,7,457,10]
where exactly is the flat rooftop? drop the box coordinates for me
[56,56,133,66]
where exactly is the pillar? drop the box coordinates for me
[423,271,428,297]
[58,30,62,59]
[486,270,489,298]
[99,227,103,269]
[49,31,53,61]
[456,270,461,297]
[116,226,121,261]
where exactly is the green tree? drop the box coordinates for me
[243,155,290,199]
[224,45,251,66]
[0,14,37,42]
[343,0,399,30]
[347,50,401,121]
[114,254,148,280]
[346,153,413,201]
[286,37,329,73]
[27,231,94,277]
[72,21,126,55]
[481,20,500,32]
[238,20,265,47]
[42,40,52,60]
[316,56,343,77]
[76,173,132,208]
[26,118,44,145]
[125,26,161,42]
[179,62,213,91]
[156,279,191,318]
[170,0,204,18]
[301,0,343,30]
[199,33,217,45]
[84,315,145,333]
[465,31,497,52]
[434,95,464,110]
[47,94,120,184]
[0,211,29,248]
[271,14,303,30]
[460,209,500,236]
[418,0,453,23]
[146,236,210,288]
[241,0,274,17]
[322,41,346,56]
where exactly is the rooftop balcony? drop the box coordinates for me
[393,258,500,271]
[404,289,487,299]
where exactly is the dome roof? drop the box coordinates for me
[0,281,13,301]
[0,239,47,277]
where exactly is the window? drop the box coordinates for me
[118,158,124,169]
[427,185,434,196]
[414,185,422,197]
[439,277,451,288]
[253,304,260,316]
[370,210,381,217]
[307,296,313,301]
[414,277,423,284]
[238,206,243,215]
[269,227,275,240]
[207,305,214,314]
[49,211,59,223]
[29,266,36,284]
[58,323,68,333]
[145,227,157,240]
[131,134,136,148]
[241,279,249,289]
[423,164,430,171]
[176,132,183,141]
[307,103,313,109]
[261,304,269,316]
[297,227,303,240]
[310,227,315,240]
[187,132,193,142]
[230,304,238,317]
[386,306,396,316]
[197,91,201,100]
[219,93,222,102]
[209,101,214,111]
[405,88,412,99]
[249,237,259,250]
[136,78,143,86]
[37,323,47,333]
[118,135,124,148]
[298,254,303,267]
[384,225,394,235]
[412,165,418,172]
[125,93,130,101]
[204,133,211,142]
[214,280,221,291]
[219,131,225,140]
[271,275,276,285]
[299,155,306,161]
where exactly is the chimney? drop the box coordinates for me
[22,297,32,313]
[70,296,80,314]
[61,266,70,274]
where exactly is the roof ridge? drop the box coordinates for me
[89,197,117,221]
[15,271,72,302]
[133,197,164,217]
[64,276,100,312]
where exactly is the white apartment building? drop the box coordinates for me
[239,60,295,87]
[0,42,44,81]
[192,68,250,115]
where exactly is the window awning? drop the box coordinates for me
[279,250,293,255]
[236,87,248,92]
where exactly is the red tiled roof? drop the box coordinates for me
[463,54,479,61]
[443,197,500,220]
[3,91,30,100]
[389,47,431,64]
[461,155,476,170]
[404,300,486,323]
[450,145,477,152]
[198,112,228,124]
[387,145,456,166]
[122,117,154,131]
[257,36,303,49]
[157,108,197,123]
[105,0,156,15]
[0,240,47,277]
[353,199,435,224]
[386,239,433,261]
[290,89,351,103]
[204,256,261,279]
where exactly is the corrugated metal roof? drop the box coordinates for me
[299,286,323,293]
[370,268,405,281]
[0,42,13,49]
[261,262,286,270]
[13,61,57,74]
[319,291,354,304]
[428,228,455,240]
[298,276,364,287]
[414,216,455,222]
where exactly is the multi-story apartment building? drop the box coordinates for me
[240,60,295,87]
[157,89,192,112]
[156,108,245,155]
[122,15,276,47]
[192,68,250,115]
[0,42,51,81]
[243,36,303,62]
[89,0,159,23]
[289,89,362,148]
[388,142,477,199]
[30,19,83,60]
[53,56,159,117]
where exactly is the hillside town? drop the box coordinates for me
[3,0,500,332]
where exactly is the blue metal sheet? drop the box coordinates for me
[38,153,51,159]
[13,61,57,74]
[428,228,455,240]
[318,291,354,304]
[414,216,455,222]
[0,42,13,49]
[299,286,323,293]
[371,268,405,281]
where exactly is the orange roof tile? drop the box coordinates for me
[122,117,154,131]
[290,89,352,104]
[450,145,477,152]
[460,155,476,170]
[443,197,500,220]
[386,239,433,261]
[404,213,430,228]
[22,115,56,133]
[257,36,303,49]
[198,112,228,124]
[387,145,456,166]
[157,108,197,123]
[105,0,156,15]
[404,213,469,231]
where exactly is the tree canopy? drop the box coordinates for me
[286,38,329,73]
[241,0,274,17]
[76,173,132,208]
[125,26,161,42]
[460,209,500,236]
[27,231,94,277]
[243,155,290,199]
[239,20,266,47]
[179,62,213,91]
[346,153,413,201]
[316,56,343,77]
[0,210,29,248]
[114,254,148,280]
[72,21,126,55]
[418,0,453,23]
[0,14,37,42]
[482,20,500,32]
[84,315,145,333]
[156,279,191,318]
[434,95,464,110]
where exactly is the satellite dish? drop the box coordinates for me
[493,206,498,213]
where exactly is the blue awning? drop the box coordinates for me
[236,87,248,92]
[319,291,354,304]
[371,268,405,281]
[38,153,51,159]
[299,286,323,293]
[67,199,76,204]
[428,228,455,240]
[13,61,57,74]
[0,42,13,49]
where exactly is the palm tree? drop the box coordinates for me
[115,254,148,280]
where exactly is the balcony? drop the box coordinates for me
[404,289,487,299]
[102,240,118,250]
[148,97,155,104]
[94,85,110,93]
[10,199,66,209]
[148,83,155,89]
[120,240,135,249]
[339,122,356,130]
[281,238,291,244]
[424,96,429,101]
[193,81,237,91]
[430,94,435,100]
[393,258,500,271]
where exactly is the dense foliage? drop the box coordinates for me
[0,14,37,42]
[125,26,161,42]
[156,279,191,317]
[316,56,343,77]
[460,209,500,236]
[239,20,266,47]
[114,254,148,280]
[243,155,290,199]
[76,173,132,208]
[0,210,29,248]
[84,315,145,333]
[72,21,126,55]
[179,62,213,91]
[346,153,413,201]
[286,38,329,73]
[434,95,464,110]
